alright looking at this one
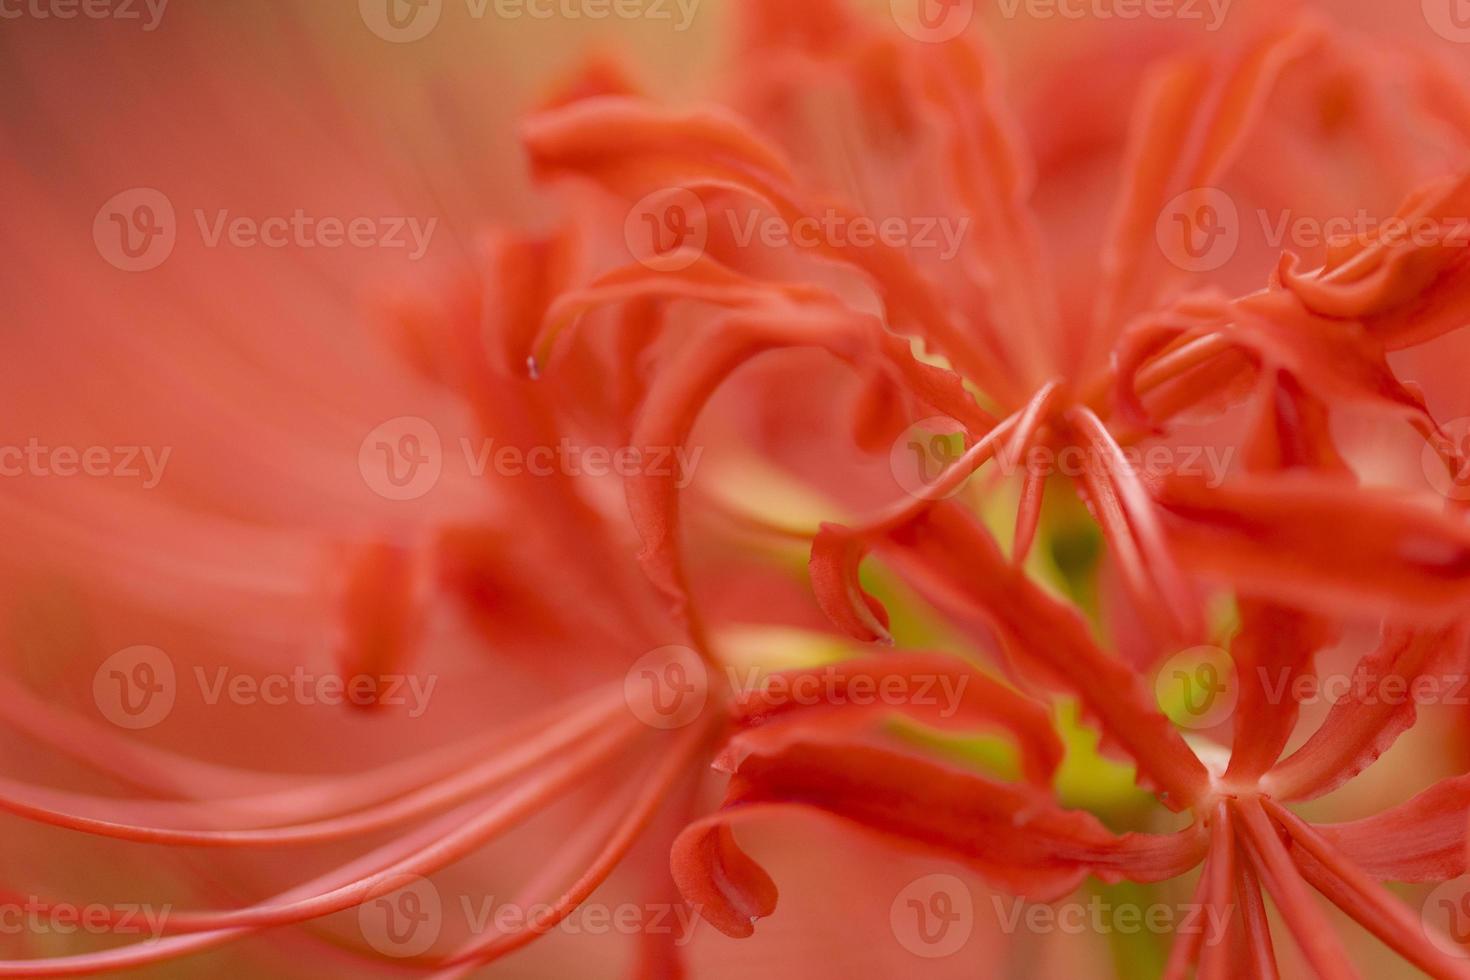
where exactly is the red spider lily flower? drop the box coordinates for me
[8,1,1470,978]
[520,3,1470,978]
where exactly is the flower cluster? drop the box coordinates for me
[6,1,1470,977]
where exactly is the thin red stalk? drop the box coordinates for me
[1068,436,1157,617]
[316,766,633,969]
[1265,628,1450,802]
[430,724,710,975]
[858,413,1020,534]
[1264,798,1470,980]
[1000,381,1062,468]
[1233,837,1281,980]
[1070,406,1200,640]
[160,719,644,932]
[1013,461,1047,566]
[0,718,645,976]
[0,673,301,798]
[0,688,627,846]
[1162,803,1232,980]
[1235,798,1360,980]
[1197,803,1237,980]
[1162,864,1210,980]
[0,793,477,976]
[1000,381,1061,564]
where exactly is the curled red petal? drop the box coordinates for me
[625,307,872,632]
[1277,171,1470,349]
[725,739,1205,894]
[1308,772,1470,881]
[808,524,892,644]
[877,503,1211,808]
[1155,474,1470,622]
[523,95,1007,402]
[673,739,1207,937]
[669,814,779,939]
[1229,287,1433,425]
[1267,626,1469,802]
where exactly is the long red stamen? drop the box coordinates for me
[1235,798,1360,980]
[1265,798,1470,979]
[430,723,711,975]
[1069,406,1202,644]
[1233,836,1281,980]
[0,686,628,846]
[1162,802,1233,980]
[0,712,645,976]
